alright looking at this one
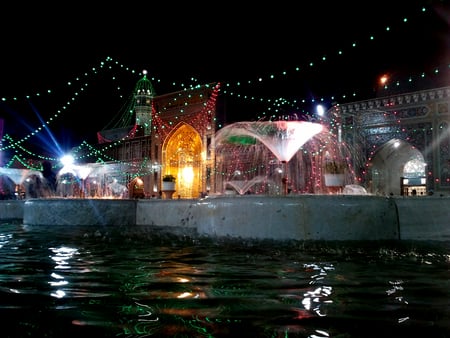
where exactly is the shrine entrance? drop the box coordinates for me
[162,123,203,199]
[369,139,426,196]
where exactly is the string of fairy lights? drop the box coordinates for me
[0,2,448,172]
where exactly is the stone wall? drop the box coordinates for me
[1,195,449,241]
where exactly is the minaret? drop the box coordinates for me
[134,70,155,136]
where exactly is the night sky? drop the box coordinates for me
[0,1,448,161]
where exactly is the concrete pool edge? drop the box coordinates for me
[1,195,449,241]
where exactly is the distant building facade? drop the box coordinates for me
[92,75,220,199]
[94,76,449,198]
[1,75,449,199]
[339,86,450,195]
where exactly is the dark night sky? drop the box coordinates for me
[0,1,448,161]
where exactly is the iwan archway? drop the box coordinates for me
[339,86,450,195]
[369,138,426,195]
[162,123,203,199]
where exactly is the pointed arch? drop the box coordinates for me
[369,138,425,195]
[162,122,203,198]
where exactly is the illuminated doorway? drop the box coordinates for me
[369,139,426,195]
[162,123,203,199]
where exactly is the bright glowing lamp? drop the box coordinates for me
[316,104,325,117]
[182,167,194,185]
[60,154,74,166]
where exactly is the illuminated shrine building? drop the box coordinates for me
[86,72,449,199]
[94,73,220,199]
[0,70,449,199]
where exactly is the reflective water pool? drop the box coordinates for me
[0,223,449,337]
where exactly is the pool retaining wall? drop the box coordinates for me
[1,195,448,241]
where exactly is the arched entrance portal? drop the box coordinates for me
[162,123,203,199]
[369,138,426,195]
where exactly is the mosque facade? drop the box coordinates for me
[339,86,450,196]
[92,74,221,199]
[92,74,449,198]
[1,75,449,199]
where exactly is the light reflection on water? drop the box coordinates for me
[0,223,449,338]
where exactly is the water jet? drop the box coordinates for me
[213,120,355,195]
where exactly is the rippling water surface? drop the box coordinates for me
[0,222,449,338]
